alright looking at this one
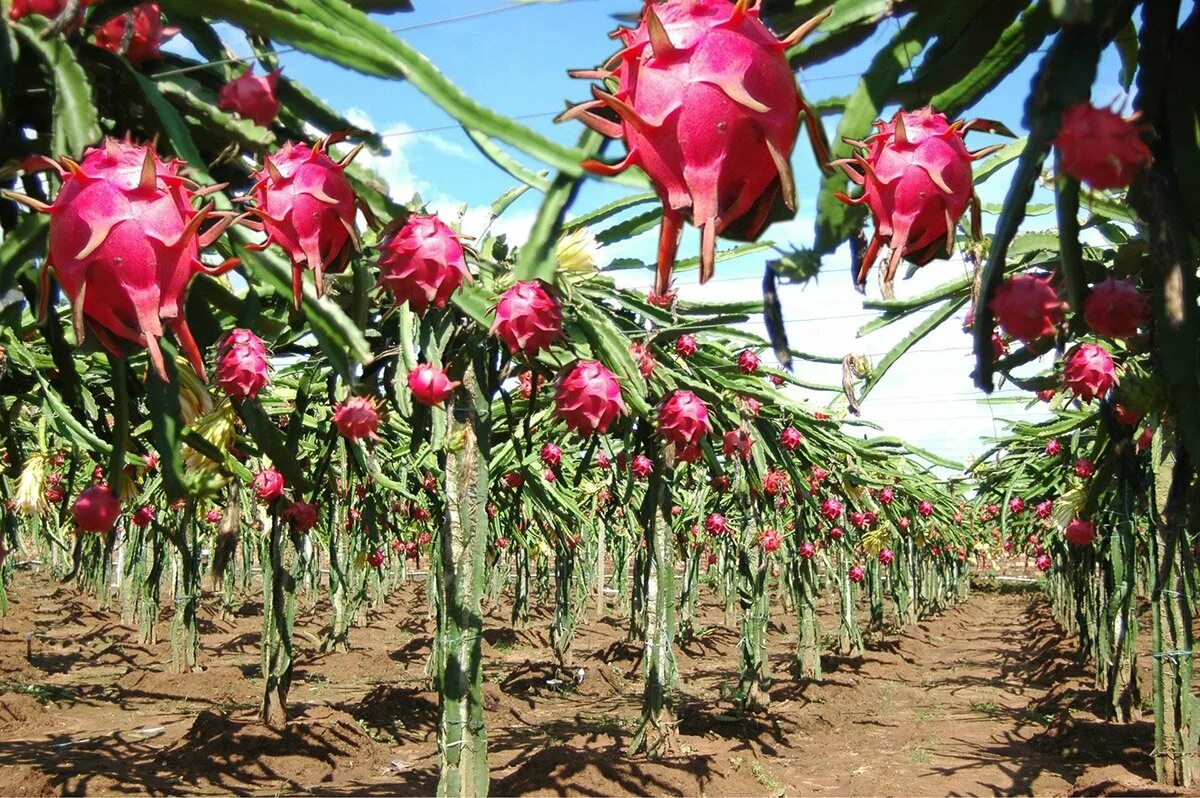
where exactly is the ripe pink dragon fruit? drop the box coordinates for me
[737,350,760,375]
[820,497,842,520]
[878,548,894,566]
[1137,426,1153,453]
[1035,500,1054,519]
[1114,404,1144,426]
[215,329,271,400]
[1035,553,1052,572]
[918,500,934,517]
[675,334,697,359]
[1008,497,1025,514]
[366,549,385,569]
[1063,343,1116,403]
[898,516,910,530]
[543,469,557,483]
[1038,388,1056,402]
[45,484,66,504]
[829,526,845,541]
[770,374,785,386]
[132,505,155,527]
[252,467,285,502]
[554,360,627,434]
[1045,439,1062,456]
[799,542,816,559]
[11,139,236,381]
[10,0,91,21]
[333,396,382,441]
[779,426,802,451]
[1065,517,1096,547]
[705,512,728,536]
[563,0,830,295]
[834,107,1002,290]
[284,500,319,532]
[408,364,459,406]
[722,429,753,459]
[631,454,653,479]
[93,4,171,67]
[205,508,222,524]
[218,68,281,127]
[758,528,781,553]
[541,443,562,467]
[491,280,564,356]
[595,452,611,470]
[879,486,895,505]
[658,390,711,446]
[1083,278,1149,338]
[629,341,657,379]
[848,564,865,583]
[378,214,469,315]
[1074,458,1096,479]
[249,139,361,308]
[71,485,120,532]
[989,274,1064,341]
[850,511,869,530]
[739,396,762,417]
[1055,103,1151,190]
[763,468,789,496]
[710,474,730,493]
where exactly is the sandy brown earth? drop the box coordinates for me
[0,569,1178,796]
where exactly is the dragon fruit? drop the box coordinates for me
[249,139,360,308]
[630,341,657,379]
[252,467,285,502]
[1055,103,1151,190]
[658,390,711,446]
[631,454,653,479]
[1063,343,1116,403]
[7,138,237,381]
[378,214,469,315]
[1045,439,1062,456]
[1038,388,1056,402]
[819,497,842,520]
[918,500,934,517]
[1074,458,1096,479]
[45,484,66,504]
[93,4,170,67]
[491,280,563,356]
[1008,497,1025,514]
[540,443,562,467]
[554,360,627,435]
[722,429,753,459]
[205,508,223,524]
[1137,426,1153,452]
[215,329,271,400]
[834,107,1001,290]
[1035,500,1054,519]
[799,542,816,559]
[762,468,789,496]
[72,485,119,532]
[848,565,865,583]
[829,526,845,541]
[1114,404,1144,426]
[1035,553,1052,572]
[1083,278,1149,338]
[758,528,781,553]
[737,349,760,375]
[739,396,762,417]
[898,516,910,530]
[878,486,895,505]
[989,274,1064,341]
[366,549,385,569]
[408,364,459,406]
[595,452,612,470]
[850,511,869,530]
[333,396,382,441]
[284,500,319,532]
[878,548,894,566]
[710,474,730,493]
[779,426,802,451]
[543,469,557,483]
[132,504,155,527]
[705,512,728,536]
[675,334,697,359]
[218,68,281,127]
[563,0,827,294]
[1065,517,1097,547]
[10,0,90,21]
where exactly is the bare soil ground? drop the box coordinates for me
[0,570,1177,796]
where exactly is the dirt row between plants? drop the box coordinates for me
[0,573,1174,796]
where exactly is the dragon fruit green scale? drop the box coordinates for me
[562,0,829,296]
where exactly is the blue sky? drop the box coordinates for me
[214,1,1130,465]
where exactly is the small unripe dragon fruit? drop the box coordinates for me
[918,500,934,518]
[879,486,895,505]
[630,341,657,378]
[779,426,802,451]
[215,329,271,400]
[989,274,1064,342]
[6,138,238,381]
[93,4,171,68]
[543,469,557,483]
[284,500,319,532]
[1074,458,1096,479]
[848,565,865,583]
[205,508,223,524]
[1083,278,1149,339]
[737,350,760,375]
[252,467,285,502]
[1065,517,1096,547]
[631,454,653,480]
[658,390,711,447]
[675,334,697,359]
[249,139,361,308]
[563,0,829,295]
[799,542,816,559]
[1045,439,1062,456]
[1055,103,1150,190]
[878,548,894,566]
[1035,500,1054,519]
[722,429,753,460]
[491,280,564,356]
[739,396,762,418]
[333,396,382,441]
[1038,388,1056,403]
[834,107,1004,290]
[850,511,869,530]
[595,452,612,470]
[1062,343,1116,403]
[705,512,728,537]
[72,485,119,532]
[377,214,469,315]
[1008,497,1025,515]
[218,68,281,127]
[758,528,781,553]
[408,364,459,406]
[820,497,842,520]
[554,360,627,435]
[898,516,910,530]
[540,443,562,467]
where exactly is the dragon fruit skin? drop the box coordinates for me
[378,214,469,315]
[1065,518,1097,547]
[490,280,564,356]
[779,426,802,451]
[284,500,319,532]
[252,468,285,502]
[835,107,1000,291]
[564,0,827,295]
[722,429,753,459]
[93,4,171,67]
[333,396,382,441]
[218,68,282,127]
[758,528,781,553]
[1055,103,1151,190]
[989,274,1064,341]
[1083,278,1150,338]
[675,334,697,358]
[631,454,654,479]
[657,390,711,447]
[215,329,271,401]
[10,0,90,21]
[19,138,234,381]
[737,349,760,374]
[408,364,460,406]
[554,360,627,435]
[1062,343,1117,403]
[250,140,360,308]
[705,512,727,536]
[71,485,120,532]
